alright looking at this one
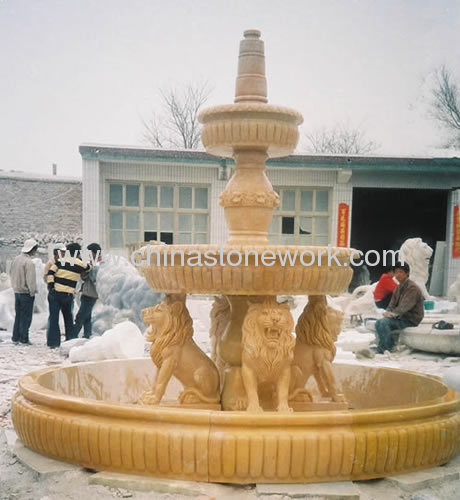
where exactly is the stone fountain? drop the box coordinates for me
[11,30,460,484]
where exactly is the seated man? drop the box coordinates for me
[373,267,398,310]
[374,261,424,354]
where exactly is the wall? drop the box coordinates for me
[0,175,82,269]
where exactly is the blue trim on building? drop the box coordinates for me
[79,144,460,173]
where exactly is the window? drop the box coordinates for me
[108,183,209,248]
[269,188,330,245]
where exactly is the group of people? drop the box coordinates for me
[372,261,425,354]
[9,238,101,348]
[9,237,425,355]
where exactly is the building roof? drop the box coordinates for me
[79,143,460,173]
[0,170,81,183]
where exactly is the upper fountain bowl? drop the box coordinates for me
[199,103,303,158]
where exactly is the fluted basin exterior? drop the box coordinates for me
[199,104,303,158]
[12,359,460,483]
[137,244,354,295]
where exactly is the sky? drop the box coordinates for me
[1,0,459,177]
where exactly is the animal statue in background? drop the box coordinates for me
[140,294,220,406]
[289,295,346,403]
[399,237,433,299]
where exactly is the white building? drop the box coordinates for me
[80,144,460,293]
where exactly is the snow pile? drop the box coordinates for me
[32,258,48,313]
[0,273,10,291]
[0,288,14,331]
[91,255,162,334]
[69,320,145,362]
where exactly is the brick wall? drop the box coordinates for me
[0,176,82,270]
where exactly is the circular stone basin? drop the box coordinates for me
[137,244,353,295]
[12,359,460,483]
[401,326,460,355]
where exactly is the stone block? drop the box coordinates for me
[255,481,360,498]
[6,432,79,476]
[385,467,459,492]
[88,472,245,497]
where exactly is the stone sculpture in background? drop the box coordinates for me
[209,295,232,387]
[399,237,433,299]
[140,294,220,407]
[448,274,460,312]
[241,297,295,413]
[344,283,378,323]
[290,296,346,404]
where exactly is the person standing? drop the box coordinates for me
[373,267,398,310]
[46,242,89,348]
[73,243,101,339]
[10,238,39,345]
[43,243,66,282]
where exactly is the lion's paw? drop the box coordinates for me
[139,392,161,405]
[233,398,247,411]
[181,393,201,404]
[332,393,347,403]
[289,389,313,403]
[246,403,264,413]
[277,403,293,414]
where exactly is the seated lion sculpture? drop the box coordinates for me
[241,297,295,413]
[140,294,220,406]
[290,295,346,403]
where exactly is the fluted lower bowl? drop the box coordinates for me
[135,244,354,295]
[199,103,303,158]
[12,359,460,483]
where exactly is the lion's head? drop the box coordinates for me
[296,296,343,356]
[399,237,433,283]
[142,294,192,365]
[242,297,295,371]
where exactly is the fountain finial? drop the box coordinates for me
[235,29,268,104]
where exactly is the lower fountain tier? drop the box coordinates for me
[138,244,354,295]
[12,359,460,483]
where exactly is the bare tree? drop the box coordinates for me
[430,66,460,147]
[303,124,377,155]
[142,82,212,150]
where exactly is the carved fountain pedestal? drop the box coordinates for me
[11,30,460,484]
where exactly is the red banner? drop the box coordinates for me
[337,203,349,247]
[453,205,460,257]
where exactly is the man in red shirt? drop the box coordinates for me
[373,267,398,310]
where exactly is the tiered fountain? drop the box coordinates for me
[12,30,460,484]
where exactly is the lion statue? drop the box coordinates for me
[241,297,295,413]
[139,294,220,406]
[399,237,433,299]
[209,295,231,388]
[290,295,346,403]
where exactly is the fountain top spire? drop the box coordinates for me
[234,28,268,104]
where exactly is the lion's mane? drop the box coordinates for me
[399,237,433,284]
[142,296,193,365]
[295,296,341,357]
[242,298,295,373]
[210,296,231,340]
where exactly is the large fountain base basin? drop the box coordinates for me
[12,359,460,484]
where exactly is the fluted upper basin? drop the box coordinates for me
[199,103,303,158]
[136,244,354,295]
